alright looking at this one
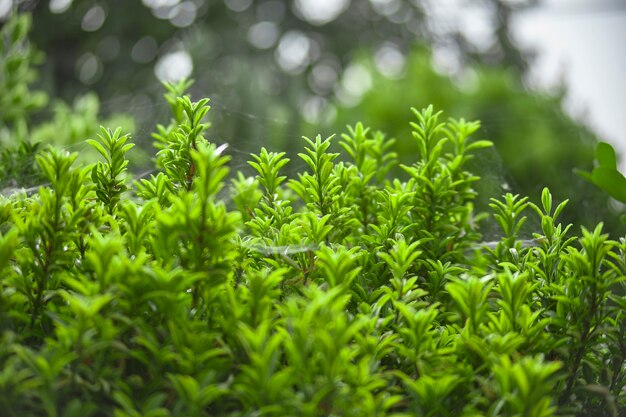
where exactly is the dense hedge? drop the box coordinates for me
[1,80,625,417]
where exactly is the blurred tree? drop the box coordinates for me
[1,0,619,232]
[21,0,538,117]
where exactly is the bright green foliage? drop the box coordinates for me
[400,107,489,260]
[0,81,625,417]
[153,92,212,191]
[88,127,135,214]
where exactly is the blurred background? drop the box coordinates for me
[0,0,625,234]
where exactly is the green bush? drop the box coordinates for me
[0,13,134,193]
[0,81,625,417]
[1,9,624,417]
[328,49,614,234]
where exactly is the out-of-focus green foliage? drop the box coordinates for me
[577,141,626,222]
[327,49,617,233]
[0,13,47,189]
[0,12,134,192]
[32,93,133,150]
[26,0,530,102]
[0,13,47,127]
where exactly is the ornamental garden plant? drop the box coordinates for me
[1,12,625,417]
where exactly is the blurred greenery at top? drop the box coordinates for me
[0,0,620,234]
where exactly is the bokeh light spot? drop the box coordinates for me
[169,1,197,28]
[131,36,158,63]
[155,50,193,82]
[294,0,350,26]
[275,31,310,74]
[49,0,73,14]
[76,53,102,84]
[336,63,372,106]
[247,21,279,49]
[142,0,180,8]
[300,95,327,124]
[369,0,400,17]
[343,64,372,96]
[0,0,11,20]
[224,0,252,12]
[81,5,106,32]
[374,43,405,79]
[431,46,461,76]
[309,61,339,93]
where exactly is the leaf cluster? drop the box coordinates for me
[0,82,625,417]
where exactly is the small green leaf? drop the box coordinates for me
[591,166,626,203]
[540,187,552,214]
[466,140,493,151]
[596,141,617,169]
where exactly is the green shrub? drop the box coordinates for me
[0,13,134,194]
[0,80,624,417]
[329,49,615,234]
